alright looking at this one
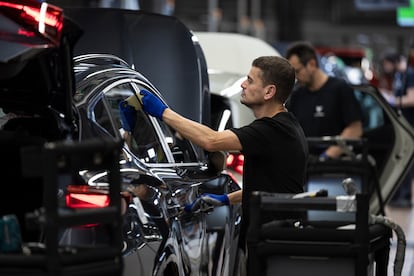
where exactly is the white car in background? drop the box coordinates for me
[194,32,281,185]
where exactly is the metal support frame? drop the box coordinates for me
[247,192,390,276]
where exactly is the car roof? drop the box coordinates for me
[194,32,281,76]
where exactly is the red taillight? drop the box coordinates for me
[66,185,110,209]
[0,0,63,45]
[226,153,244,175]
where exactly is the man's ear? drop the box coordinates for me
[308,58,317,69]
[264,85,276,100]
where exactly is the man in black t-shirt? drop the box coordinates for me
[139,56,308,252]
[285,42,363,158]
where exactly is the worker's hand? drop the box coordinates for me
[185,193,230,213]
[119,100,137,132]
[140,89,167,120]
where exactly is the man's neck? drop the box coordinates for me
[309,69,329,91]
[253,103,287,119]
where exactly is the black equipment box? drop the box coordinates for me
[247,192,391,276]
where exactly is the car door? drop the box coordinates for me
[72,54,242,274]
[94,79,209,275]
[353,84,414,214]
[106,79,242,276]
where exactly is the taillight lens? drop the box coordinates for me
[66,185,110,209]
[226,153,244,175]
[0,0,63,46]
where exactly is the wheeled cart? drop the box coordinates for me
[247,192,392,276]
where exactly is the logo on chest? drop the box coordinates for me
[313,105,325,118]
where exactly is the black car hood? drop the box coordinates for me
[65,8,210,124]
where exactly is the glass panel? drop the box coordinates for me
[156,118,198,163]
[93,99,116,137]
[104,83,167,163]
[354,88,394,172]
[354,89,385,131]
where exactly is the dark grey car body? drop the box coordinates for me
[65,7,210,126]
[60,9,244,275]
[0,0,81,239]
[62,54,242,276]
[0,3,242,274]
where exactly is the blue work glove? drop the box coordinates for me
[184,193,230,213]
[140,89,167,120]
[119,100,137,132]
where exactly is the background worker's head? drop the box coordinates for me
[285,41,320,88]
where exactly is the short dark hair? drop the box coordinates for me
[285,41,319,67]
[382,52,400,64]
[252,56,295,103]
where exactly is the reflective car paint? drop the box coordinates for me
[65,8,211,126]
[62,54,242,276]
[0,0,82,239]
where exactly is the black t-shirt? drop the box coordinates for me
[285,77,362,137]
[230,112,308,228]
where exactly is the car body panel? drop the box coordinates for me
[64,54,242,276]
[0,12,80,124]
[194,32,281,76]
[0,1,82,241]
[65,8,210,125]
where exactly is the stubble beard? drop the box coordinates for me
[240,97,250,108]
